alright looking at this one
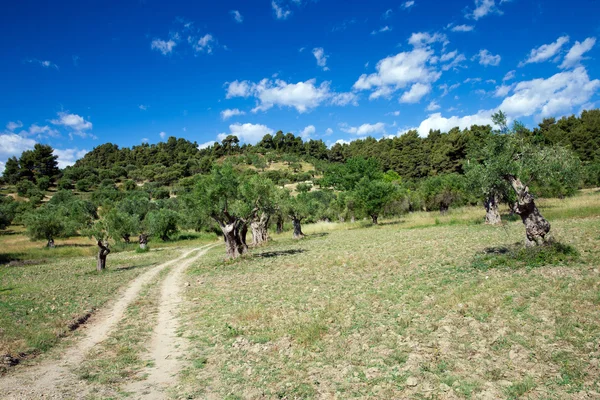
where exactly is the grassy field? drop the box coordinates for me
[175,190,600,399]
[0,246,181,368]
[0,225,218,265]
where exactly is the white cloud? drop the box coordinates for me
[400,83,431,103]
[53,148,89,169]
[353,48,441,100]
[498,66,600,118]
[340,122,386,136]
[0,161,4,173]
[300,125,315,139]
[26,59,59,70]
[226,80,253,98]
[386,111,401,116]
[408,32,448,48]
[467,0,502,20]
[325,128,334,135]
[218,123,274,144]
[503,70,516,82]
[330,92,359,106]
[159,131,166,139]
[226,78,356,113]
[412,110,496,136]
[450,24,474,32]
[402,1,415,9]
[493,84,513,97]
[382,9,393,19]
[440,52,466,71]
[474,49,501,66]
[26,124,60,138]
[439,83,460,97]
[520,35,570,66]
[426,100,441,111]
[0,133,37,158]
[560,37,596,69]
[151,39,176,55]
[50,112,93,138]
[313,47,329,71]
[221,108,246,120]
[139,104,148,111]
[272,1,291,20]
[191,34,215,54]
[230,10,243,23]
[6,121,23,131]
[198,141,217,150]
[371,26,392,35]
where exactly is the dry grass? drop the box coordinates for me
[176,191,600,399]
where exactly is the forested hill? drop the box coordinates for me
[72,109,600,184]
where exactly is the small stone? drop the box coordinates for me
[184,282,191,287]
[440,383,451,392]
[406,377,418,387]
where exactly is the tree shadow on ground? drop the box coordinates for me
[256,249,306,258]
[307,232,329,238]
[0,253,26,265]
[55,244,94,248]
[0,287,15,293]
[378,220,404,227]
[482,246,511,255]
[113,264,155,272]
[0,229,19,236]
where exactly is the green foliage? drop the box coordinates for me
[123,179,137,191]
[420,173,468,212]
[3,144,59,184]
[104,208,140,242]
[24,206,66,243]
[152,188,170,200]
[76,178,93,192]
[16,179,37,197]
[57,178,73,190]
[0,195,17,230]
[36,176,51,191]
[353,178,397,221]
[296,182,312,193]
[146,208,180,241]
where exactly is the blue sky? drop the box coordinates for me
[1,0,599,170]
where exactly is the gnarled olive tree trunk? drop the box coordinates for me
[484,194,502,225]
[47,238,55,248]
[139,234,148,249]
[508,175,551,246]
[220,221,243,259]
[276,216,284,234]
[251,213,270,246]
[371,214,378,225]
[291,217,304,239]
[239,222,249,254]
[97,240,110,271]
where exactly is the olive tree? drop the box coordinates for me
[469,111,583,246]
[195,164,249,259]
[353,177,397,224]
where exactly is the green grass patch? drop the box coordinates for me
[471,241,579,270]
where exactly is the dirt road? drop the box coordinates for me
[0,244,216,400]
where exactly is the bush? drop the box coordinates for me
[123,180,137,191]
[58,178,73,190]
[37,176,51,191]
[152,188,170,200]
[76,178,93,192]
[16,179,37,197]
